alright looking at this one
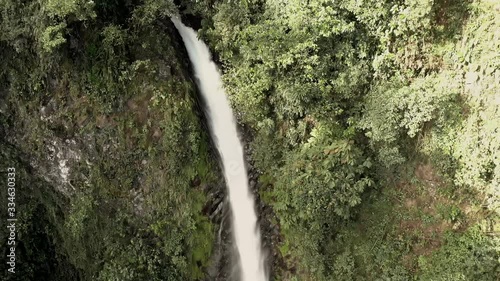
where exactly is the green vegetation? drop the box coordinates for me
[1,0,499,280]
[1,1,219,280]
[187,0,500,279]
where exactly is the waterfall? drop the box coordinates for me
[172,19,267,281]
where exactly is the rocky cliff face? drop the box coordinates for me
[0,12,229,279]
[0,5,281,277]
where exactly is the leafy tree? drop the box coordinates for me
[418,227,500,281]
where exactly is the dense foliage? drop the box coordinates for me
[1,1,219,280]
[188,0,500,279]
[1,0,499,280]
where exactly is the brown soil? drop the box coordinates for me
[396,162,473,272]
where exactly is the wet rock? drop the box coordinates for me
[209,199,225,221]
[249,179,256,189]
[191,176,202,187]
[28,137,84,197]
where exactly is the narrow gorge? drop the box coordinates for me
[173,18,267,281]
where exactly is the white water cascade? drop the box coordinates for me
[172,19,267,281]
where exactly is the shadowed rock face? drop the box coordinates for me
[202,148,281,281]
[0,10,223,278]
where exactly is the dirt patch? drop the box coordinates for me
[127,93,153,125]
[415,163,441,184]
[404,198,418,209]
[95,114,116,128]
[395,162,473,272]
[124,93,164,146]
[415,163,440,197]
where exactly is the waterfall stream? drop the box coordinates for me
[172,19,267,281]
